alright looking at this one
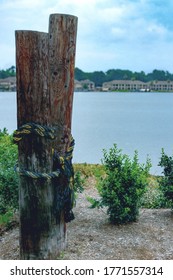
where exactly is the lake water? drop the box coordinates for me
[0,91,173,175]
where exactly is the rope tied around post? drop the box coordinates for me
[13,122,75,223]
[13,122,56,142]
[14,167,61,179]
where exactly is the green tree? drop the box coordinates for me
[89,71,106,87]
[133,71,147,82]
[74,67,87,81]
[0,66,16,79]
[150,69,167,81]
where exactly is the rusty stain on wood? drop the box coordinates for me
[15,14,78,259]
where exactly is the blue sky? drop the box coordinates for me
[1,0,173,73]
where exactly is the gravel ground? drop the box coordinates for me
[0,180,173,260]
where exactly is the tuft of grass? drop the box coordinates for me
[0,209,14,227]
[73,163,105,178]
[56,251,65,260]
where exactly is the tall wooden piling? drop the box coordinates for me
[15,14,78,259]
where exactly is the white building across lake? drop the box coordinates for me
[102,80,173,92]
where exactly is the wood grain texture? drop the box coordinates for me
[15,14,77,259]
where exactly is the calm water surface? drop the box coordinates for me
[0,91,173,175]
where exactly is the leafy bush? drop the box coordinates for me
[158,148,173,209]
[88,144,151,224]
[0,129,19,214]
[140,176,169,208]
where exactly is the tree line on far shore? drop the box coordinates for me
[75,68,173,87]
[0,66,16,79]
[2,66,173,87]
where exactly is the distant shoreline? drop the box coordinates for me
[1,90,173,93]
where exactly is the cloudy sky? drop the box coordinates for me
[1,0,173,73]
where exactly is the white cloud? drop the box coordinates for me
[147,23,168,36]
[1,0,44,9]
[1,0,173,72]
[111,27,126,38]
[97,6,125,24]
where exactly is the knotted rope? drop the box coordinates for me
[13,122,55,143]
[14,167,61,179]
[13,122,75,223]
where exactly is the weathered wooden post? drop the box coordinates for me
[15,14,78,259]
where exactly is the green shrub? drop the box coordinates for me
[0,129,19,214]
[158,148,173,209]
[88,144,151,224]
[140,176,168,208]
